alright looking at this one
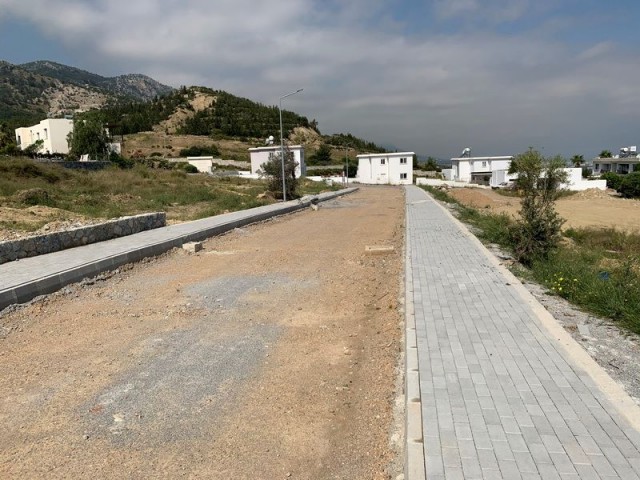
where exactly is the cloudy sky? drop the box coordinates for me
[1,0,639,158]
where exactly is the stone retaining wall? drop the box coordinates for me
[0,213,166,265]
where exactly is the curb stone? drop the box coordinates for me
[0,188,358,312]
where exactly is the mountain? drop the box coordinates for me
[20,61,173,101]
[0,60,53,123]
[0,60,388,158]
[0,60,173,126]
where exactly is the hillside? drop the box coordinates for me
[0,61,52,123]
[0,60,173,127]
[83,85,386,160]
[20,60,173,101]
[1,60,388,161]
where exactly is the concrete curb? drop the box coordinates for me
[0,188,358,312]
[404,199,426,480]
[420,186,640,442]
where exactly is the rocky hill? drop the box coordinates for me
[0,60,173,125]
[20,61,173,101]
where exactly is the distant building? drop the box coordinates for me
[185,156,219,173]
[355,152,414,185]
[449,155,514,187]
[446,153,606,191]
[248,145,306,178]
[592,146,640,175]
[15,119,74,155]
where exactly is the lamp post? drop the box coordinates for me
[279,88,303,201]
[344,144,352,185]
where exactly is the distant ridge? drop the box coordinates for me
[20,60,173,101]
[0,59,173,125]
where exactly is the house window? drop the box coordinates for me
[481,161,487,167]
[44,128,48,140]
[400,157,407,164]
[381,159,386,165]
[400,173,408,179]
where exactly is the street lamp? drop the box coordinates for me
[279,88,303,201]
[344,144,352,186]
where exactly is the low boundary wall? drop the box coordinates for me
[0,213,166,265]
[0,188,358,311]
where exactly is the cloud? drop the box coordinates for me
[1,0,639,158]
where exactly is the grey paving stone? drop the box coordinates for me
[405,186,640,480]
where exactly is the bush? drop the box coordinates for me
[619,172,640,198]
[179,145,220,157]
[582,168,592,178]
[259,150,298,200]
[600,172,623,190]
[15,188,54,206]
[181,163,199,173]
[508,149,567,265]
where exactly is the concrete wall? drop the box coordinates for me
[562,168,607,191]
[186,157,215,173]
[416,178,491,189]
[0,213,166,265]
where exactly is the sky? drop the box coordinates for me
[1,0,639,159]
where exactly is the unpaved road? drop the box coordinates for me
[0,187,405,479]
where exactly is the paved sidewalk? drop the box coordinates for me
[405,186,640,479]
[0,188,356,311]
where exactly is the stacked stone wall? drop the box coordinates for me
[0,213,166,265]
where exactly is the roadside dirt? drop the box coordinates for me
[447,187,640,231]
[0,187,405,480]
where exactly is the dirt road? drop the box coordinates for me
[0,187,405,479]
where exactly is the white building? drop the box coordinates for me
[356,152,414,185]
[15,119,74,155]
[186,156,220,173]
[592,146,640,175]
[248,145,306,178]
[450,155,514,187]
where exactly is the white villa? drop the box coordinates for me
[15,118,74,155]
[442,153,606,191]
[592,146,640,175]
[448,155,514,187]
[356,152,414,185]
[248,145,306,178]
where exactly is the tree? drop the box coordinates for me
[599,150,612,158]
[24,139,44,158]
[259,148,299,200]
[68,117,110,160]
[424,156,440,172]
[571,154,584,167]
[311,144,332,165]
[508,148,568,265]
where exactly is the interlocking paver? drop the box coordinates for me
[405,186,640,479]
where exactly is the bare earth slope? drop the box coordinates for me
[447,187,640,231]
[0,186,404,479]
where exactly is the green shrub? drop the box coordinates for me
[15,188,55,206]
[179,145,220,157]
[600,172,623,190]
[508,149,567,265]
[619,172,640,198]
[181,163,199,173]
